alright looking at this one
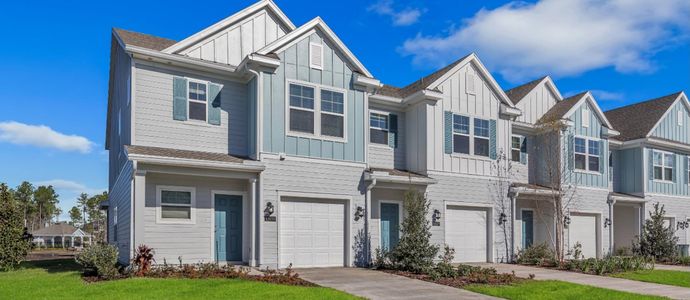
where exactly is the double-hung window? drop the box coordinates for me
[188,80,207,121]
[452,115,470,154]
[288,84,316,134]
[321,89,345,138]
[653,151,674,181]
[158,186,195,223]
[574,137,600,172]
[511,136,522,162]
[370,113,389,145]
[474,118,490,157]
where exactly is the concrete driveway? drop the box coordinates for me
[474,263,690,300]
[298,267,499,300]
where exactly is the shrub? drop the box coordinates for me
[564,256,654,275]
[75,244,119,279]
[633,202,678,260]
[0,184,32,271]
[430,245,457,279]
[132,245,155,276]
[386,190,439,273]
[516,243,554,265]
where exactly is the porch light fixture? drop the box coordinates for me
[433,209,441,221]
[354,206,365,221]
[498,212,508,225]
[264,202,275,217]
[678,221,689,230]
[604,218,611,228]
[564,215,571,228]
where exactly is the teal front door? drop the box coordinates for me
[380,203,400,252]
[215,194,243,262]
[522,210,534,249]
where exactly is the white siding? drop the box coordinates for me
[514,82,560,124]
[646,195,690,245]
[368,145,394,169]
[367,107,407,170]
[180,9,288,66]
[133,62,249,156]
[405,104,427,173]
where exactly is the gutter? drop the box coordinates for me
[127,154,266,172]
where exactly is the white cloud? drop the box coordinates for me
[368,0,423,26]
[0,121,95,153]
[591,90,624,102]
[400,0,690,82]
[34,179,106,196]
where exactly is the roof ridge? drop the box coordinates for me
[396,54,471,97]
[605,91,682,113]
[504,76,549,104]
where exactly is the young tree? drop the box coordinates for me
[634,202,678,259]
[69,206,83,227]
[0,183,32,270]
[387,190,439,273]
[534,120,579,262]
[489,149,516,262]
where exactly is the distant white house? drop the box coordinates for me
[32,223,93,248]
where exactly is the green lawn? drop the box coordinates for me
[465,280,667,300]
[0,259,358,300]
[611,270,690,288]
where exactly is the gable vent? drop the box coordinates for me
[310,42,323,70]
[466,73,476,95]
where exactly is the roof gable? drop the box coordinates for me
[162,0,295,54]
[113,28,177,51]
[505,76,562,105]
[605,92,684,141]
[257,17,373,78]
[540,92,613,129]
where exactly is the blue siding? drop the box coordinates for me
[247,77,257,158]
[262,31,365,162]
[652,99,690,144]
[566,101,609,188]
[614,148,644,194]
[646,147,690,196]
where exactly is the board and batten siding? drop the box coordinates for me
[262,31,366,162]
[613,148,644,195]
[425,62,510,176]
[566,101,609,189]
[405,104,428,173]
[180,8,288,66]
[651,99,690,144]
[514,83,559,124]
[133,62,249,156]
[109,41,132,190]
[143,172,249,264]
[646,147,690,196]
[109,160,132,264]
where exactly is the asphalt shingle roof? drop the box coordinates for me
[369,168,429,179]
[126,145,247,164]
[376,54,471,98]
[604,92,682,141]
[505,76,547,105]
[113,28,177,51]
[32,223,79,236]
[538,92,587,124]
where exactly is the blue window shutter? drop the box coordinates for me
[444,111,453,154]
[489,119,497,160]
[648,149,654,179]
[686,156,689,185]
[208,82,222,125]
[599,140,605,174]
[388,114,398,148]
[672,154,677,183]
[567,134,575,171]
[520,137,528,165]
[173,76,188,121]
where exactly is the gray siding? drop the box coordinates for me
[109,161,132,264]
[614,148,644,194]
[368,106,407,170]
[108,42,132,190]
[259,157,366,268]
[566,101,609,189]
[514,82,559,124]
[405,104,428,173]
[644,195,690,245]
[651,100,690,144]
[133,62,249,156]
[262,31,366,162]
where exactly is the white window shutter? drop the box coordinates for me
[310,42,323,70]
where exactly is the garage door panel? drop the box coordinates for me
[280,199,346,268]
[446,206,489,263]
[570,215,597,258]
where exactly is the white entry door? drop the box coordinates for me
[569,214,598,258]
[279,198,345,268]
[446,206,489,262]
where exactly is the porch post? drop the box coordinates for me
[508,186,518,262]
[249,178,257,267]
[365,179,377,266]
[607,196,615,256]
[133,170,147,253]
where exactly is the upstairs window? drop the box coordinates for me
[653,151,674,181]
[511,136,521,162]
[574,137,600,172]
[321,89,345,138]
[474,118,490,157]
[370,113,389,145]
[188,81,207,121]
[288,84,315,134]
[452,115,470,154]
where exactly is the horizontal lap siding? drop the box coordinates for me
[143,173,248,264]
[260,157,366,268]
[648,195,690,245]
[262,31,365,162]
[109,161,132,264]
[569,188,610,256]
[368,146,394,169]
[134,63,249,156]
[109,43,132,189]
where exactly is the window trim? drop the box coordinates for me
[511,135,523,162]
[156,185,196,224]
[449,113,494,159]
[451,114,471,155]
[320,88,346,139]
[473,118,490,157]
[652,150,674,183]
[369,110,390,147]
[573,136,601,174]
[285,79,348,143]
[187,78,209,123]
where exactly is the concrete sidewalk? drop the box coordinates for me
[656,264,690,272]
[474,263,690,299]
[298,267,499,300]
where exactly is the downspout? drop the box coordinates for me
[365,178,377,266]
[245,66,263,266]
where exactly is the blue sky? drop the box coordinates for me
[0,0,688,220]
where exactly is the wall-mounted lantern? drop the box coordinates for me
[432,209,441,226]
[354,206,365,221]
[604,217,611,228]
[677,221,689,230]
[264,202,276,222]
[498,212,508,226]
[564,215,571,228]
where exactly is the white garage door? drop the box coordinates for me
[569,214,597,258]
[446,206,489,263]
[279,198,345,268]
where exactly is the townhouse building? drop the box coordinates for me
[104,0,690,267]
